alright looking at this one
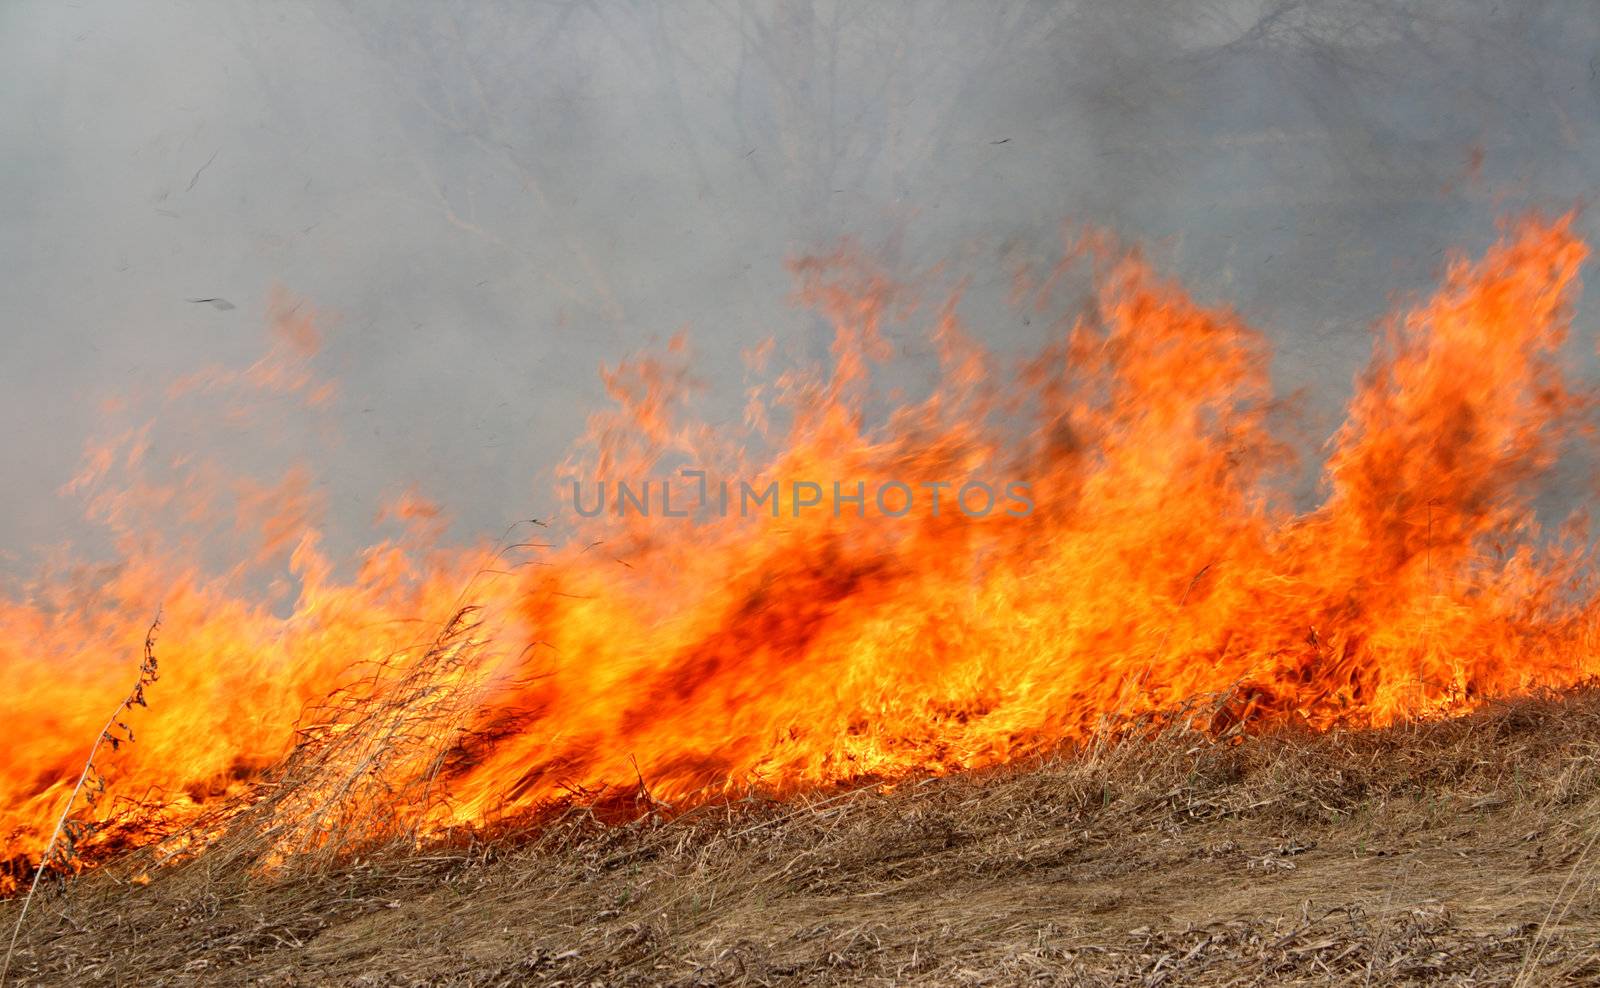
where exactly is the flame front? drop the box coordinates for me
[3,216,1597,887]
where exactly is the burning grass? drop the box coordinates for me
[11,216,1600,884]
[4,685,1599,986]
[7,215,1600,982]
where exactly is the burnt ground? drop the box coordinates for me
[4,688,1600,986]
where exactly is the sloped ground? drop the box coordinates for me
[6,688,1600,986]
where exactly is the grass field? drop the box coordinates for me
[5,687,1600,986]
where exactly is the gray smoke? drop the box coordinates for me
[2,0,1596,566]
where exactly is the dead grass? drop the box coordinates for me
[1,614,160,985]
[5,686,1600,986]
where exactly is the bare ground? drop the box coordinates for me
[6,688,1600,986]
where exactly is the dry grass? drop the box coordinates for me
[173,604,498,877]
[5,686,1600,986]
[1,614,160,985]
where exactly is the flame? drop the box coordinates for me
[3,217,1598,888]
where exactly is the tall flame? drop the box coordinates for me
[2,216,1596,888]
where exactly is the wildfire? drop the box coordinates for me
[2,215,1596,891]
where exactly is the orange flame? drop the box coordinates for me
[3,216,1597,888]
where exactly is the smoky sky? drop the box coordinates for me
[2,0,1597,567]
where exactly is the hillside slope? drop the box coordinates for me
[6,689,1600,986]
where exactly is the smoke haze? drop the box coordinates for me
[3,0,1597,565]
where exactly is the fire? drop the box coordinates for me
[2,216,1596,890]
